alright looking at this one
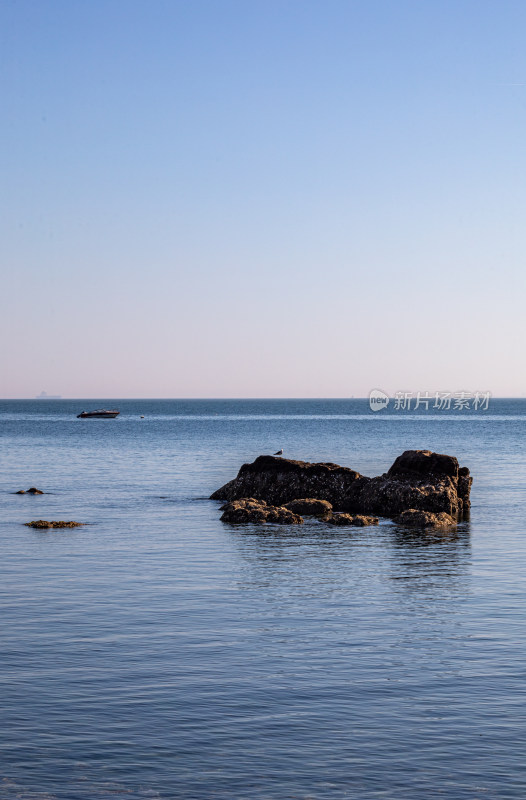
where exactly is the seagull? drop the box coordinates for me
[274,449,283,456]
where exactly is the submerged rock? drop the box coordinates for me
[326,513,379,527]
[283,498,333,517]
[393,509,457,529]
[220,498,303,525]
[211,450,471,519]
[24,520,84,529]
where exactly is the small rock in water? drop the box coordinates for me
[393,509,457,529]
[27,487,44,494]
[24,520,84,529]
[327,513,379,527]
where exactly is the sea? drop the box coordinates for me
[0,399,525,800]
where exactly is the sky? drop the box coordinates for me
[1,0,526,398]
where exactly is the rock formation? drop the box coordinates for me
[211,450,471,520]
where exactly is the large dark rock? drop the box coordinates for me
[212,455,361,507]
[387,450,459,479]
[211,450,471,519]
[339,472,466,518]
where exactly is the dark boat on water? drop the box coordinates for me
[77,409,120,419]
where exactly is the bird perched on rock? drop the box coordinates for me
[274,449,283,456]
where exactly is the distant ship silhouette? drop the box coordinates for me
[36,391,61,399]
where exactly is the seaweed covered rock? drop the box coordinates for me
[211,450,471,519]
[220,498,303,525]
[283,498,333,517]
[24,520,84,529]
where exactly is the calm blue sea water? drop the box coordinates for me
[1,399,525,800]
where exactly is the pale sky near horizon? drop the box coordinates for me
[1,0,526,398]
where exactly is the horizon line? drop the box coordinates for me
[0,395,523,401]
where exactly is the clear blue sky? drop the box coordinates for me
[1,0,525,398]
